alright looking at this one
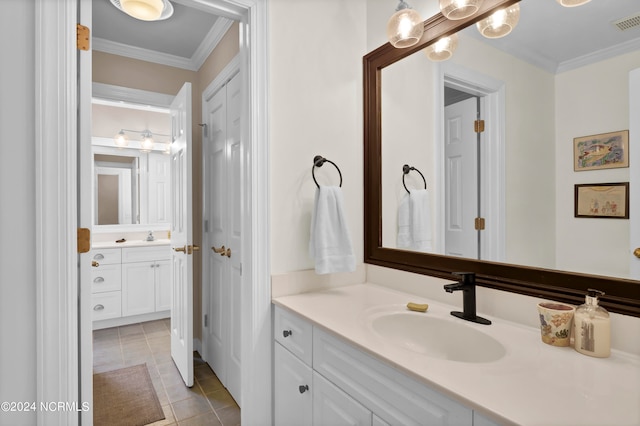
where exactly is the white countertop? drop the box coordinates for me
[272,283,640,426]
[92,239,170,249]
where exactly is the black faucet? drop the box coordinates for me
[443,272,491,325]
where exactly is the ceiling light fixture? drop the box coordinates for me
[387,0,424,48]
[476,3,520,39]
[110,0,174,22]
[556,0,591,7]
[424,33,459,61]
[440,0,484,20]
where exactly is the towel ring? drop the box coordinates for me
[312,155,343,188]
[402,164,426,194]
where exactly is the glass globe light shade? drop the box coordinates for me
[141,132,155,151]
[387,5,424,48]
[120,0,164,21]
[439,0,484,20]
[476,3,520,39]
[424,33,459,61]
[114,130,129,147]
[556,0,591,6]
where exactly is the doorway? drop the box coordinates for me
[74,1,269,424]
[436,63,506,263]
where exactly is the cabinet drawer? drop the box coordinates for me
[91,248,121,265]
[91,264,121,294]
[313,328,472,426]
[274,306,313,365]
[92,292,121,321]
[122,246,170,263]
[274,342,312,426]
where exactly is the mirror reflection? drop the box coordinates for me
[92,100,171,229]
[380,0,639,280]
[94,153,138,225]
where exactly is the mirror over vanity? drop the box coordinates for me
[92,98,171,232]
[364,0,640,316]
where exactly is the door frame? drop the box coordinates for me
[435,62,506,262]
[34,0,270,424]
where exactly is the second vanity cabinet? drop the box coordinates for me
[91,245,170,326]
[274,305,499,426]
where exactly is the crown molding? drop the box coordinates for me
[93,16,234,71]
[557,37,640,74]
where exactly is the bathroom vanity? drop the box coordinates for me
[272,284,640,426]
[91,240,171,329]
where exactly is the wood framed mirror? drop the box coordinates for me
[363,0,640,317]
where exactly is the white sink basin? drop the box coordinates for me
[368,311,506,363]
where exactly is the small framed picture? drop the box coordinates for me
[574,182,629,219]
[573,130,629,171]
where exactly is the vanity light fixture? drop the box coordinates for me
[114,128,170,151]
[476,3,520,39]
[424,33,459,61]
[140,130,155,152]
[439,0,484,20]
[387,0,424,48]
[111,0,174,22]
[114,130,129,147]
[556,0,591,7]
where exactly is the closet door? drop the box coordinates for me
[202,72,242,404]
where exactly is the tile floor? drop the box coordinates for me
[93,319,240,426]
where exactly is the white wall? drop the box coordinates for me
[269,0,367,274]
[555,50,640,278]
[0,1,37,425]
[449,33,557,268]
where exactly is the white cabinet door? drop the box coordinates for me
[155,260,171,311]
[122,262,155,316]
[274,343,312,426]
[313,372,372,426]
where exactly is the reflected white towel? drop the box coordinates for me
[309,186,356,274]
[397,189,432,252]
[397,195,412,249]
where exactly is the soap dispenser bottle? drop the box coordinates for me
[573,289,610,358]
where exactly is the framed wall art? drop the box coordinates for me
[574,182,629,219]
[573,130,629,171]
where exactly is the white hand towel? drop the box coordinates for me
[409,189,432,252]
[309,186,356,274]
[397,194,412,249]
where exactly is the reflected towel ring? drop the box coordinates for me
[312,155,343,188]
[402,164,426,194]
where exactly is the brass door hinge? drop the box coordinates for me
[77,24,90,51]
[474,217,486,231]
[78,228,91,253]
[474,119,485,133]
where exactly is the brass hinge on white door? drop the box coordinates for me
[78,228,91,253]
[77,24,90,51]
[474,217,486,231]
[474,119,485,133]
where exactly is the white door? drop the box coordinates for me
[170,82,194,387]
[444,97,479,258]
[202,72,242,403]
[629,69,640,279]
